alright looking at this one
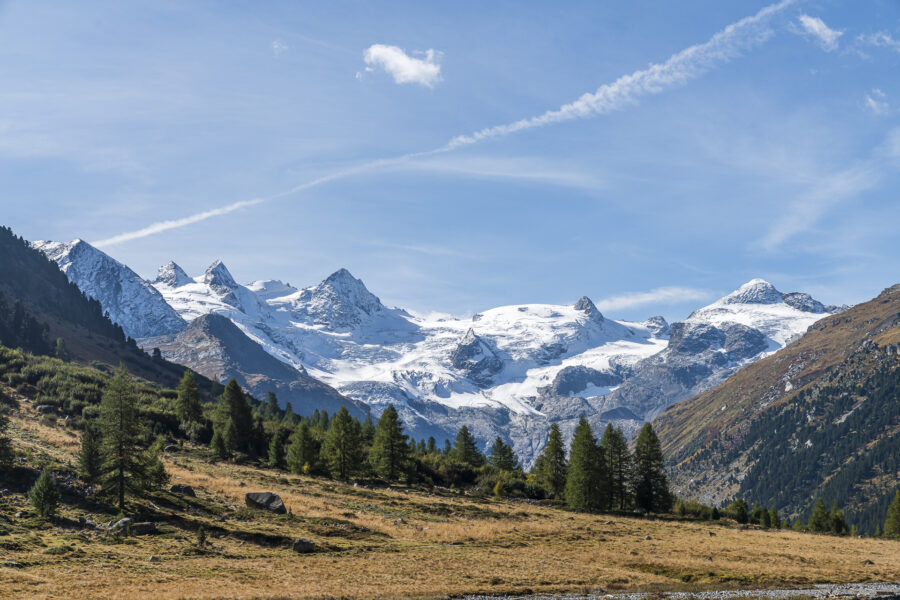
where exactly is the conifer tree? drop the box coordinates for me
[426,437,437,455]
[565,417,606,512]
[78,422,103,485]
[369,404,411,481]
[268,431,285,469]
[29,469,60,519]
[601,424,631,510]
[417,439,426,456]
[320,406,362,480]
[885,490,900,538]
[808,498,830,532]
[488,437,520,471]
[265,391,280,419]
[210,428,228,459]
[175,369,202,426]
[750,502,764,524]
[769,507,781,529]
[829,502,848,536]
[361,414,376,447]
[631,423,671,514]
[450,425,484,467]
[282,401,297,425]
[727,499,749,523]
[533,423,567,498]
[0,391,13,468]
[443,439,452,456]
[760,506,771,528]
[218,379,252,454]
[287,422,318,474]
[98,366,154,511]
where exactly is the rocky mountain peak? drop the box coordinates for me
[154,261,192,288]
[573,296,604,322]
[203,260,238,292]
[781,291,826,314]
[720,278,783,305]
[643,315,670,337]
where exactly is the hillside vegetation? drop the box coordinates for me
[654,284,900,532]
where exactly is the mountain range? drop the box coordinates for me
[34,238,843,465]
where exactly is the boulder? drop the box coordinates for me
[292,538,317,554]
[245,492,286,514]
[34,404,56,414]
[108,517,131,533]
[170,484,196,497]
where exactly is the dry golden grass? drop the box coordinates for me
[2,412,899,600]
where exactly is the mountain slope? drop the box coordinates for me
[653,284,900,532]
[31,239,185,339]
[142,313,368,419]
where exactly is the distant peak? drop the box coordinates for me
[325,267,356,284]
[154,261,191,287]
[574,296,604,322]
[203,260,237,290]
[643,315,670,337]
[720,278,782,305]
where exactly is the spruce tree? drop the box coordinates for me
[29,469,60,519]
[218,379,252,454]
[450,425,484,467]
[565,417,605,512]
[268,432,285,469]
[175,369,202,426]
[78,422,103,485]
[885,490,900,537]
[0,391,13,468]
[210,428,228,459]
[287,422,318,474]
[488,437,520,471]
[808,498,830,532]
[533,423,567,498]
[601,424,631,510]
[265,391,280,419]
[320,406,362,480]
[99,365,153,511]
[361,414,376,448]
[369,404,411,481]
[631,423,671,514]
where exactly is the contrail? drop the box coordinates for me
[93,0,793,248]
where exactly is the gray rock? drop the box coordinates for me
[450,329,503,386]
[147,555,160,562]
[543,365,622,397]
[292,538,317,554]
[170,484,196,497]
[0,560,23,568]
[108,517,132,533]
[245,492,286,514]
[34,404,56,414]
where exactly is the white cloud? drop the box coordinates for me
[864,88,889,115]
[272,39,288,57]
[859,31,900,53]
[793,14,843,51]
[363,44,442,87]
[446,0,793,149]
[594,287,712,313]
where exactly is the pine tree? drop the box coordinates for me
[426,437,437,455]
[808,498,830,532]
[28,469,60,519]
[0,391,13,468]
[885,490,900,538]
[443,439,452,455]
[287,422,317,474]
[601,424,631,510]
[78,422,103,485]
[631,423,671,514]
[829,502,848,535]
[320,406,362,480]
[361,414,376,447]
[450,426,484,467]
[369,404,411,481]
[268,432,285,469]
[175,369,202,426]
[769,507,781,529]
[99,365,154,511]
[760,506,771,528]
[210,428,228,459]
[282,401,297,425]
[488,437,520,471]
[222,418,239,456]
[565,417,605,512]
[265,391,280,419]
[218,379,252,454]
[533,423,568,498]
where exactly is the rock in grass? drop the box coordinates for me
[170,484,196,497]
[108,517,131,533]
[131,522,157,536]
[244,492,286,514]
[292,538,317,554]
[148,555,160,562]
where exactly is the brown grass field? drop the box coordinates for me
[2,408,899,600]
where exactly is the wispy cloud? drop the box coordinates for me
[792,14,843,51]
[858,31,900,53]
[864,88,889,115]
[594,287,712,313]
[95,0,792,247]
[271,39,288,57]
[362,44,442,87]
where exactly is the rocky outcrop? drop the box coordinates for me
[450,329,503,386]
[245,492,286,514]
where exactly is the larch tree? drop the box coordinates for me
[533,423,567,498]
[565,417,605,512]
[369,404,411,481]
[450,425,485,467]
[320,406,362,480]
[600,423,631,510]
[175,369,202,426]
[488,437,520,472]
[287,421,318,474]
[78,422,103,485]
[631,423,671,514]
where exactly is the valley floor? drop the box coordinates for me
[2,406,899,600]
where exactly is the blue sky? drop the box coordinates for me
[1,0,899,321]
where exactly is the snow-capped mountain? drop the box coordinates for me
[35,239,840,465]
[31,240,185,339]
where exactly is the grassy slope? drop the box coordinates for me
[653,284,900,508]
[2,396,899,600]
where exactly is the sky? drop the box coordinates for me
[1,0,899,322]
